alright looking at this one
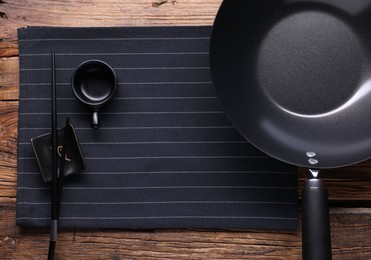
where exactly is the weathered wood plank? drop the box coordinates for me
[0,57,19,100]
[0,0,222,57]
[1,204,370,260]
[0,101,18,200]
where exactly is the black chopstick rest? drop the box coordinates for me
[30,123,86,183]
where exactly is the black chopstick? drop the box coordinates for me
[48,51,58,260]
[57,117,70,218]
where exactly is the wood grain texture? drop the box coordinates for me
[0,101,18,201]
[1,0,371,259]
[1,206,370,260]
[0,0,221,57]
[0,57,19,100]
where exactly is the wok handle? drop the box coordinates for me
[302,178,332,260]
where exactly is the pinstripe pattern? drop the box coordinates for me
[16,26,297,230]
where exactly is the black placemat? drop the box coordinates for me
[16,26,297,230]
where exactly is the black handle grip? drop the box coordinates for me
[47,240,56,260]
[302,179,332,260]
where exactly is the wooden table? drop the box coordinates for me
[0,1,370,259]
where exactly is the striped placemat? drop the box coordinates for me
[16,26,297,230]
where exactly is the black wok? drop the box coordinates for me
[210,0,371,259]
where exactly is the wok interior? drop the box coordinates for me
[256,10,364,116]
[210,0,371,168]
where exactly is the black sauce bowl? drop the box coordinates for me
[71,60,117,129]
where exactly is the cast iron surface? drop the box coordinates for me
[210,0,371,168]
